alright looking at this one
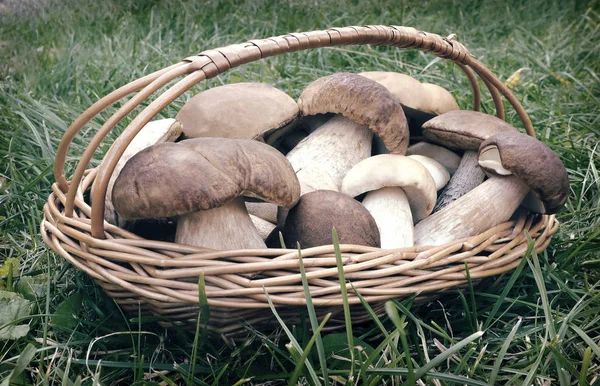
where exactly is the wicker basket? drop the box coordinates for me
[41,25,558,336]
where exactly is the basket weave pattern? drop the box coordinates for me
[41,25,558,333]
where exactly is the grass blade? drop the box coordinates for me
[189,273,209,385]
[570,324,600,358]
[386,301,414,385]
[288,313,331,386]
[332,228,355,381]
[488,317,521,384]
[413,331,484,380]
[264,287,321,386]
[365,368,489,386]
[0,343,36,386]
[298,244,328,386]
[579,347,592,386]
[483,246,530,330]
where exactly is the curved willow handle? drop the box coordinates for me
[51,25,534,239]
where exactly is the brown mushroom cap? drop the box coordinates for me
[297,72,409,155]
[282,190,381,248]
[175,83,299,143]
[478,132,569,214]
[112,138,300,220]
[422,110,518,150]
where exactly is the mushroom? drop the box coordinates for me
[359,71,459,149]
[280,190,380,248]
[422,110,518,211]
[341,155,437,249]
[174,82,299,146]
[112,138,300,249]
[173,82,300,229]
[406,141,461,175]
[407,155,450,191]
[288,72,409,195]
[104,118,182,226]
[249,214,277,241]
[414,132,569,246]
[477,132,569,214]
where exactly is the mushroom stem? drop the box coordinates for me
[175,197,265,249]
[433,150,485,212]
[362,187,413,248]
[287,115,373,194]
[414,175,530,246]
[249,214,277,241]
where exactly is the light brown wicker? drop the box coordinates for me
[41,25,558,335]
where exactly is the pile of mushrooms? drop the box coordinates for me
[107,71,569,251]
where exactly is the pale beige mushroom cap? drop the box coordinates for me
[407,155,450,191]
[175,83,299,143]
[341,154,437,222]
[359,71,459,117]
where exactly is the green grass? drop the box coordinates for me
[1,0,599,384]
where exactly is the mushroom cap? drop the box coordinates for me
[112,138,300,220]
[105,118,182,225]
[407,155,450,191]
[406,141,461,175]
[478,132,569,214]
[175,83,299,143]
[422,110,518,151]
[341,154,437,222]
[297,72,409,155]
[282,190,380,248]
[359,71,459,118]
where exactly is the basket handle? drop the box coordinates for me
[52,25,535,239]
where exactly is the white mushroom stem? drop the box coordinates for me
[249,214,277,241]
[287,115,373,194]
[176,197,265,249]
[433,150,485,212]
[414,175,529,246]
[362,187,414,248]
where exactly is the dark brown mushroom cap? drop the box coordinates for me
[282,190,381,248]
[422,110,518,151]
[175,83,299,143]
[112,138,300,220]
[297,72,409,155]
[478,132,569,214]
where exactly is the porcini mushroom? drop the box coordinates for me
[406,141,461,175]
[173,82,300,229]
[359,71,459,145]
[414,132,569,246]
[288,73,409,195]
[174,82,299,146]
[104,118,181,226]
[422,110,518,211]
[407,155,450,191]
[112,138,300,250]
[281,190,380,248]
[341,155,437,249]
